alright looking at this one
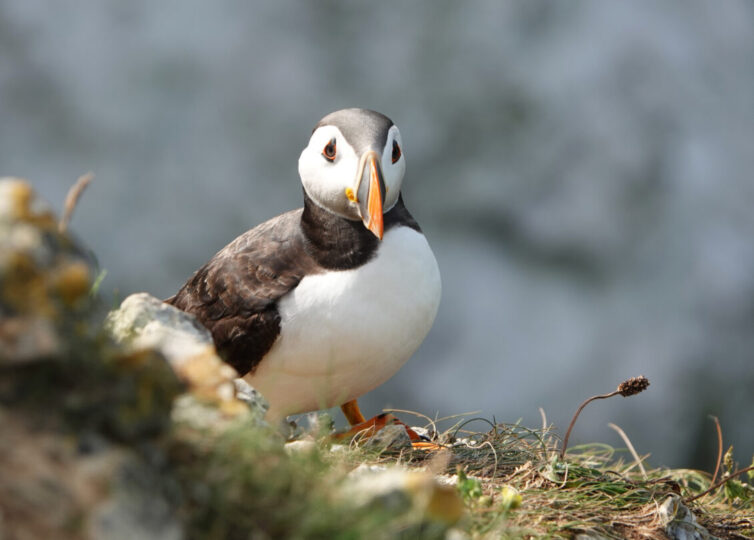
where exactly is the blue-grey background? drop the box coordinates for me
[2,1,753,469]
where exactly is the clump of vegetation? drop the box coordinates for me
[354,412,753,538]
[168,419,436,540]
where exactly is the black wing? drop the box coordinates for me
[166,209,321,375]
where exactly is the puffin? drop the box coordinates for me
[167,108,441,434]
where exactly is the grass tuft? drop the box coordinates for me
[332,411,753,539]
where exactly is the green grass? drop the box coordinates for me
[317,415,753,539]
[167,417,454,540]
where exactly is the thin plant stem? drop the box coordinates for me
[560,390,619,460]
[59,172,94,234]
[559,376,650,461]
[709,416,723,485]
[685,465,754,503]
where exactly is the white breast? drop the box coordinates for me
[245,226,441,421]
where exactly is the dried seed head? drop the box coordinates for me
[617,375,650,397]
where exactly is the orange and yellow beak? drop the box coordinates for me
[355,151,386,240]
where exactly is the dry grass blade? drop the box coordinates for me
[608,423,647,480]
[539,407,547,434]
[59,172,94,233]
[709,415,723,485]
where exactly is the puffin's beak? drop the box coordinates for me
[356,151,386,240]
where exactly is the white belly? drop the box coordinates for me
[245,226,441,421]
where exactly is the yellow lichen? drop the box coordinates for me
[54,261,91,307]
[0,178,56,228]
[1,252,53,316]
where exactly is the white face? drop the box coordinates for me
[298,124,405,221]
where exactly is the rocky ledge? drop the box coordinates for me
[0,178,466,540]
[1,179,750,539]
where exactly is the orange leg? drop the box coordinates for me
[340,399,366,425]
[336,400,441,450]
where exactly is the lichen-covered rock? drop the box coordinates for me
[659,494,715,540]
[283,438,318,455]
[0,178,92,362]
[362,423,413,450]
[106,292,214,369]
[87,457,183,540]
[0,405,182,540]
[0,180,185,539]
[0,179,182,441]
[106,292,268,422]
[344,464,465,527]
[0,406,120,540]
[233,378,269,416]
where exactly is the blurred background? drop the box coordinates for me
[2,1,752,469]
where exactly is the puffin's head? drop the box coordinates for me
[298,108,405,240]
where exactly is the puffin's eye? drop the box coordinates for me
[322,138,337,162]
[391,140,402,164]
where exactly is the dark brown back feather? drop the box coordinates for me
[167,192,420,375]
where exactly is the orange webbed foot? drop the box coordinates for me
[336,400,442,450]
